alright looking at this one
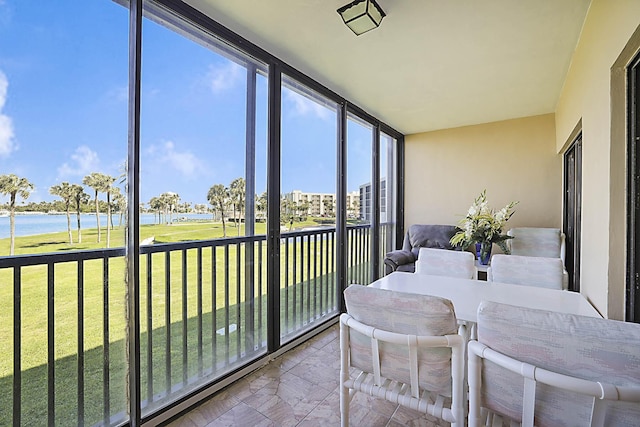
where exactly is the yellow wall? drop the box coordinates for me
[403,0,640,320]
[405,113,560,234]
[555,0,640,319]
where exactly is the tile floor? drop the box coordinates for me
[168,324,449,426]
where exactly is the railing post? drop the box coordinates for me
[13,267,21,426]
[47,262,55,426]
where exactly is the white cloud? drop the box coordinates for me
[0,70,16,158]
[206,62,243,93]
[149,140,205,178]
[105,85,128,103]
[284,89,331,120]
[57,145,101,177]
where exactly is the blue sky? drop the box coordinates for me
[0,0,374,207]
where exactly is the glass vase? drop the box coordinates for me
[475,241,492,265]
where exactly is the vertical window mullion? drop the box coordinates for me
[336,102,348,312]
[371,124,381,281]
[266,63,282,351]
[127,0,143,425]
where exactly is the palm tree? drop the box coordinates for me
[207,184,229,237]
[0,174,34,255]
[160,194,170,224]
[83,172,115,246]
[71,184,89,243]
[83,172,106,243]
[298,200,310,221]
[229,177,246,236]
[50,182,75,244]
[323,197,335,218]
[167,192,180,223]
[149,196,162,224]
[102,175,116,248]
[158,192,179,224]
[256,191,267,222]
[180,201,191,213]
[111,187,126,227]
[281,196,296,231]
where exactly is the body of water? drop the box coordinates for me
[0,213,213,239]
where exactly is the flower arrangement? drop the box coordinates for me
[450,190,518,261]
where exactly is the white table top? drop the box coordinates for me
[369,272,601,323]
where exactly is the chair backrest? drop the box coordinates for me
[415,247,476,279]
[341,284,465,425]
[468,301,640,427]
[343,284,459,393]
[508,227,565,263]
[488,254,564,289]
[402,224,459,256]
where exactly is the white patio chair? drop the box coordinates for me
[507,227,566,263]
[507,227,569,288]
[340,284,465,427]
[468,301,640,427]
[415,247,477,279]
[487,254,564,290]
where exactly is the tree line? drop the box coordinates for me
[0,172,124,255]
[1,172,358,256]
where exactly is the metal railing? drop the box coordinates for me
[0,224,373,426]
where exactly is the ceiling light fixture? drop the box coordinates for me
[337,0,386,36]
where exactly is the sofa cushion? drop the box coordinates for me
[404,224,460,253]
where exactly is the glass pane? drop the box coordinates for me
[0,1,128,425]
[379,132,397,276]
[280,75,338,342]
[347,114,373,285]
[140,1,268,414]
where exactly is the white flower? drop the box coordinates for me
[453,190,518,248]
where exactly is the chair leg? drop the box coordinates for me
[340,318,350,427]
[340,384,350,427]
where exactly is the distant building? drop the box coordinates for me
[359,178,388,223]
[346,191,359,218]
[285,190,359,217]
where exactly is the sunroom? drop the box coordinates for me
[1,0,639,426]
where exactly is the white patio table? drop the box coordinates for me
[368,271,601,323]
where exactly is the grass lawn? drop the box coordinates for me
[0,217,361,426]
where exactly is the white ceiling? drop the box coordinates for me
[183,0,591,135]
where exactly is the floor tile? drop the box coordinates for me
[204,402,275,427]
[169,324,452,427]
